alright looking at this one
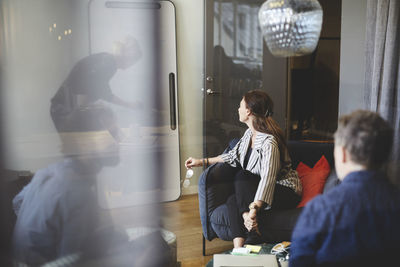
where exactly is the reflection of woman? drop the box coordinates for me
[185,90,302,248]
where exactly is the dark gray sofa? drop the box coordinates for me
[198,140,339,255]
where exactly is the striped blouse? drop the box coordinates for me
[220,129,302,208]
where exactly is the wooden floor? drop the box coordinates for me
[161,194,233,267]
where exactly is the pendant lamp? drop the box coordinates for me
[258,0,323,57]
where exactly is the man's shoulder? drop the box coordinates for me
[344,170,400,195]
[76,52,116,70]
[302,189,344,217]
[85,52,113,61]
[304,193,332,209]
[28,162,60,185]
[30,161,86,190]
[94,52,116,66]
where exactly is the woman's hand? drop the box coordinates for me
[185,157,203,168]
[243,210,261,235]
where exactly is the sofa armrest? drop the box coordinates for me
[198,138,240,241]
[198,163,237,240]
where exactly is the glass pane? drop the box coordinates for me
[0,0,178,265]
[206,0,264,156]
[288,0,341,142]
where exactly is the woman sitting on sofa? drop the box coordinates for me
[185,90,302,248]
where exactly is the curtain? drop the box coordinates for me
[365,0,400,185]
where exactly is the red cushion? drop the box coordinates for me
[296,155,331,207]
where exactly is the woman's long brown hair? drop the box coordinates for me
[244,90,287,160]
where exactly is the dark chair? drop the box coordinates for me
[198,140,336,255]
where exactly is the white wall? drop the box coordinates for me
[1,0,88,171]
[171,0,204,195]
[338,0,367,116]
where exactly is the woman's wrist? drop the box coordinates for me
[201,158,209,167]
[248,202,260,212]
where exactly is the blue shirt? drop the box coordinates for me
[12,159,99,266]
[290,170,400,267]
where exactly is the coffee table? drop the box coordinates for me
[206,243,289,267]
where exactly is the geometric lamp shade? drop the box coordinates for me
[258,0,323,57]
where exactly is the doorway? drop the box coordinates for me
[203,0,265,157]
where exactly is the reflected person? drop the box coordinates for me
[12,107,120,266]
[50,36,142,133]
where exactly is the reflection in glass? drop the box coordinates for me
[287,0,341,141]
[0,0,177,265]
[258,0,323,57]
[50,36,143,134]
[12,107,120,265]
[206,0,264,156]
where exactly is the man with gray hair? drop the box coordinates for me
[290,110,400,267]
